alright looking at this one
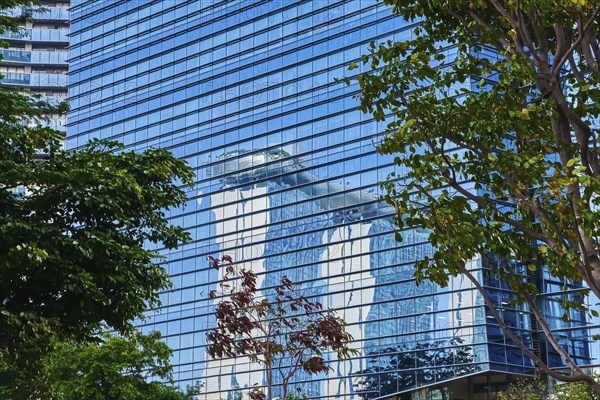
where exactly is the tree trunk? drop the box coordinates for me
[458,261,600,392]
[584,257,600,300]
[266,364,272,400]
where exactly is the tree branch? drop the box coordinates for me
[553,4,600,76]
[567,53,585,81]
[512,2,548,74]
[587,28,600,62]
[552,23,568,73]
[523,292,600,392]
[528,8,549,66]
[456,260,595,384]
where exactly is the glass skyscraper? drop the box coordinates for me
[68,1,599,399]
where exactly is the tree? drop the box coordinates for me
[354,0,600,391]
[0,333,204,400]
[553,375,600,400]
[38,332,191,400]
[498,377,548,400]
[206,256,358,400]
[0,0,193,386]
[1,137,193,348]
[499,375,600,400]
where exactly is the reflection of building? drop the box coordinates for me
[0,2,69,137]
[67,1,599,399]
[199,151,490,399]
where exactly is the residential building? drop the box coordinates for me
[0,1,69,137]
[67,2,599,399]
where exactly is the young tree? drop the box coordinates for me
[206,256,358,400]
[1,137,193,350]
[354,0,600,392]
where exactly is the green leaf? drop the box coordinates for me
[405,118,417,128]
[566,158,578,168]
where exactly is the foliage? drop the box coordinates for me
[553,375,600,400]
[206,256,358,400]
[1,137,193,349]
[498,377,548,400]
[0,333,195,400]
[0,334,205,400]
[499,375,600,400]
[353,337,478,399]
[37,332,190,400]
[354,0,600,391]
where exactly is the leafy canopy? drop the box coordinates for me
[41,332,191,400]
[497,377,548,400]
[355,0,600,391]
[1,137,194,348]
[553,375,600,400]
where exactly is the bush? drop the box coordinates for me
[498,377,548,400]
[553,375,600,400]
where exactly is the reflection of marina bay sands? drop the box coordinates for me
[211,148,396,223]
[201,148,483,399]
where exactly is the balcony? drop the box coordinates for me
[32,50,68,65]
[31,28,68,43]
[1,49,68,65]
[0,72,29,85]
[0,28,69,44]
[1,6,69,21]
[0,72,67,87]
[0,28,31,40]
[0,49,31,62]
[31,6,70,21]
[30,72,68,87]
[43,118,67,133]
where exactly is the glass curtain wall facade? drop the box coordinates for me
[0,1,70,136]
[68,1,599,399]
